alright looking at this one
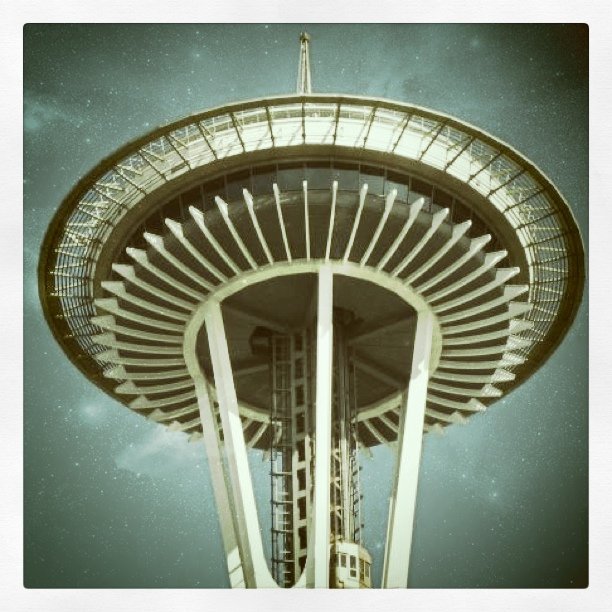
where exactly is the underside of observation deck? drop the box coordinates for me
[39,94,585,444]
[51,181,538,447]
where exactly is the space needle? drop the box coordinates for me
[38,33,585,588]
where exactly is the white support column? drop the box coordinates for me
[306,264,334,588]
[203,299,277,588]
[193,378,245,587]
[382,310,434,588]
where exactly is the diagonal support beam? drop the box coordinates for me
[194,381,245,587]
[324,181,339,260]
[343,183,368,262]
[352,354,403,389]
[202,299,277,588]
[223,302,290,334]
[348,312,410,345]
[382,310,433,588]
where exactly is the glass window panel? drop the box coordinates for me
[360,164,384,176]
[297,469,306,491]
[147,136,169,157]
[504,172,540,204]
[433,188,453,208]
[385,170,410,201]
[529,193,555,216]
[252,165,276,196]
[161,197,182,221]
[386,169,410,185]
[99,169,128,192]
[490,190,511,213]
[278,164,305,191]
[270,104,302,120]
[360,164,384,194]
[184,123,204,144]
[241,123,273,152]
[408,115,439,135]
[452,199,472,224]
[421,141,449,170]
[234,108,267,126]
[332,163,359,190]
[304,102,336,118]
[375,107,405,126]
[408,190,428,207]
[202,176,226,211]
[444,125,468,147]
[361,173,384,194]
[470,138,497,160]
[385,180,408,202]
[170,126,190,144]
[490,155,521,181]
[119,152,145,174]
[203,113,233,134]
[299,527,307,549]
[306,163,332,190]
[142,211,165,236]
[340,104,371,120]
[225,169,251,202]
[470,214,487,238]
[181,186,203,209]
[410,178,433,209]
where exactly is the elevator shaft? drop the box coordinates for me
[268,311,369,588]
[270,331,312,587]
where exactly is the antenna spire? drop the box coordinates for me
[297,32,312,94]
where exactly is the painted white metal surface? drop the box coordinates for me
[381,310,434,588]
[201,300,277,587]
[93,191,538,436]
[307,265,334,588]
[49,96,579,385]
[194,379,246,587]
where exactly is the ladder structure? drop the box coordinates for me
[270,331,313,587]
[269,316,366,588]
[330,319,363,547]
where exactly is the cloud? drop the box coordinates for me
[24,93,78,133]
[80,402,111,424]
[114,425,204,478]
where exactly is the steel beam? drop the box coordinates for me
[193,378,245,587]
[203,299,276,587]
[382,310,433,588]
[306,265,334,587]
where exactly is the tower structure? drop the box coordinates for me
[38,33,584,588]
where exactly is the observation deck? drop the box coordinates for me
[39,93,585,446]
